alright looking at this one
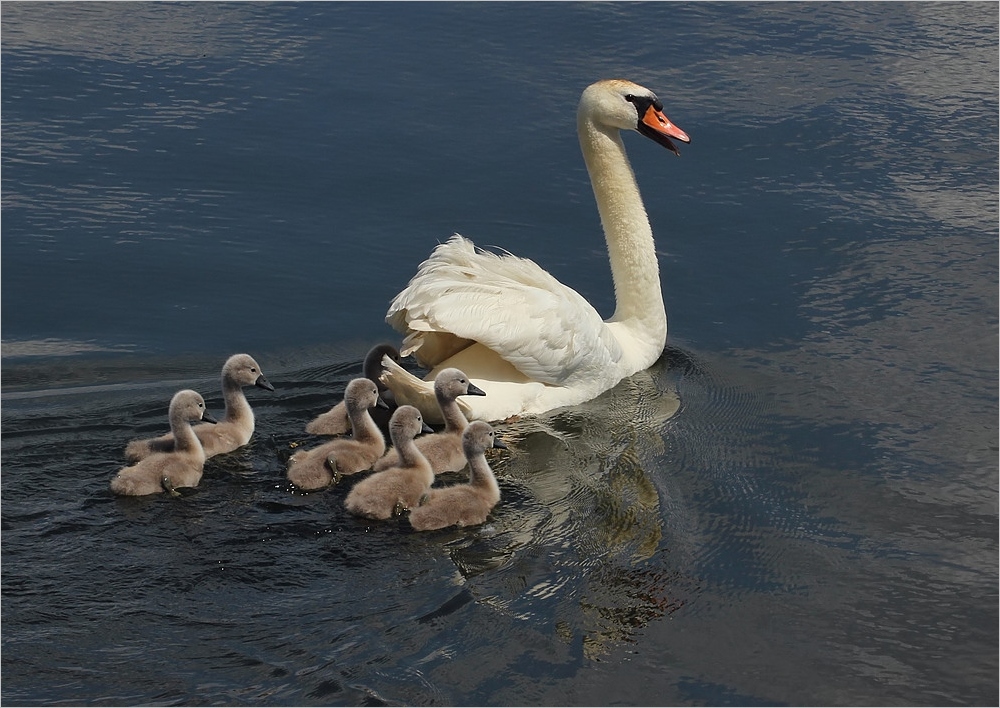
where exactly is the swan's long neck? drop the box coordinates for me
[578,118,667,345]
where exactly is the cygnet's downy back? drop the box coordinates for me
[409,421,506,531]
[111,389,217,497]
[287,378,388,491]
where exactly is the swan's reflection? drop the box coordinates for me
[439,348,701,658]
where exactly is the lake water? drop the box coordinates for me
[2,2,997,706]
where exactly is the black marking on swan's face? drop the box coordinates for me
[625,92,690,156]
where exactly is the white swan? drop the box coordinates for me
[381,79,689,422]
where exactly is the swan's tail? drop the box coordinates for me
[379,355,471,426]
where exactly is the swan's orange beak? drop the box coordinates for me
[638,105,690,156]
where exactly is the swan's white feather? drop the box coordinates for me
[387,235,623,388]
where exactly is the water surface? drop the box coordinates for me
[2,3,997,706]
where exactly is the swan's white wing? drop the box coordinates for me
[386,235,623,386]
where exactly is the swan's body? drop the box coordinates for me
[287,378,388,491]
[111,390,216,496]
[373,367,484,474]
[305,343,399,438]
[124,353,273,461]
[382,79,689,422]
[344,406,434,520]
[409,421,505,531]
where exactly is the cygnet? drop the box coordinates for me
[344,405,434,520]
[409,421,506,531]
[110,389,217,496]
[372,367,484,475]
[124,353,273,461]
[287,378,388,491]
[304,343,399,437]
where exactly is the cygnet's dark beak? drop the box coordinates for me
[255,374,275,392]
[201,411,218,424]
[466,382,487,397]
[375,395,390,410]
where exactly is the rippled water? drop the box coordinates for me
[3,3,997,706]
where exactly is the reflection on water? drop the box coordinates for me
[1,337,138,358]
[0,2,313,66]
[468,352,689,660]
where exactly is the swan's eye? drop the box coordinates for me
[625,93,635,102]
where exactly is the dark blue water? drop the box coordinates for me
[2,3,997,706]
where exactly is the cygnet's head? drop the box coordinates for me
[462,420,507,457]
[433,368,486,402]
[170,389,216,424]
[388,405,432,445]
[363,343,400,381]
[222,353,274,391]
[344,377,383,413]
